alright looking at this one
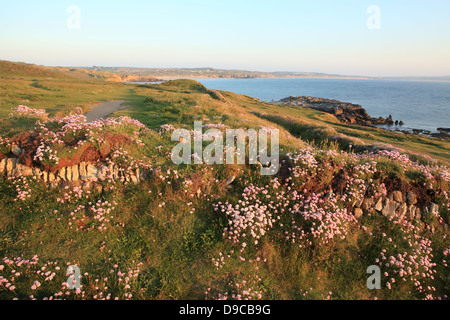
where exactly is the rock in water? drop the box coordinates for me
[275,96,394,126]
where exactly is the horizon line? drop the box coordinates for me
[2,59,450,80]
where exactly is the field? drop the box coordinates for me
[0,61,448,300]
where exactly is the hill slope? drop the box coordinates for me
[0,64,449,301]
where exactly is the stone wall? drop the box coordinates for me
[0,157,148,187]
[351,189,448,233]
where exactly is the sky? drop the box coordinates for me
[0,0,449,77]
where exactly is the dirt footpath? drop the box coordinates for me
[85,100,129,122]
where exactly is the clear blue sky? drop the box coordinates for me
[1,0,449,76]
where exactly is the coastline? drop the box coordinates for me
[273,96,449,140]
[125,78,449,140]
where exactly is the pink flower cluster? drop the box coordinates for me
[9,105,48,120]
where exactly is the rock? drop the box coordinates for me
[79,163,87,180]
[135,168,140,181]
[396,202,408,220]
[66,166,72,181]
[131,174,138,185]
[386,115,394,125]
[353,196,364,208]
[415,208,421,220]
[430,203,439,216]
[11,145,22,156]
[392,191,404,203]
[0,158,7,174]
[113,165,119,180]
[382,199,399,218]
[408,205,417,220]
[274,96,392,126]
[86,164,98,180]
[6,158,18,174]
[406,191,417,205]
[354,208,363,219]
[374,198,383,212]
[361,197,374,211]
[32,167,42,178]
[96,165,108,180]
[48,172,56,182]
[108,164,115,179]
[72,165,79,181]
[225,175,236,186]
[14,164,33,177]
[59,167,67,181]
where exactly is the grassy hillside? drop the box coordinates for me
[0,60,135,119]
[0,62,448,300]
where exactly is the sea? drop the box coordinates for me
[193,78,450,133]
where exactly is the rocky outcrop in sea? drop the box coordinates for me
[275,96,400,126]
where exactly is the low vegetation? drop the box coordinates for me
[0,61,448,300]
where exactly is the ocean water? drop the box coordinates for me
[195,78,450,133]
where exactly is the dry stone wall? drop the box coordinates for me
[1,157,147,187]
[350,189,448,233]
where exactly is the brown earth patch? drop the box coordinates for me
[2,131,132,172]
[331,168,349,194]
[11,132,40,167]
[47,132,132,172]
[383,177,433,208]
